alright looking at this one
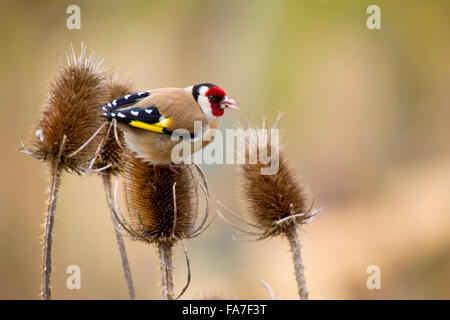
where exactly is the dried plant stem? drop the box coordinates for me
[102,174,136,300]
[41,161,63,300]
[285,226,309,300]
[158,242,174,300]
[260,280,275,300]
[175,245,191,300]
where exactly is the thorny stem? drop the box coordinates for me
[41,161,63,300]
[285,225,309,300]
[158,241,174,300]
[175,245,191,300]
[103,174,136,300]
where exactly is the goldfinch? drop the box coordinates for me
[102,83,238,164]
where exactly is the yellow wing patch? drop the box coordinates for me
[129,118,171,133]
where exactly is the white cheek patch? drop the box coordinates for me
[197,86,219,120]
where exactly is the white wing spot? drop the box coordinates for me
[138,91,147,96]
[145,109,153,114]
[111,113,116,117]
[124,94,131,100]
[107,103,112,107]
[112,100,117,106]
[36,129,44,142]
[102,106,107,111]
[131,110,139,116]
[118,112,126,118]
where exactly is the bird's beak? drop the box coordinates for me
[221,97,240,109]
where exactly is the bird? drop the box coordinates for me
[102,83,238,165]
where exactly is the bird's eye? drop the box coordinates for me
[208,95,221,103]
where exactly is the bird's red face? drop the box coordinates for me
[192,83,239,119]
[206,86,227,117]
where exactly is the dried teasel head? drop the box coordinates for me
[114,150,210,245]
[21,44,109,299]
[218,115,320,240]
[22,44,107,173]
[218,115,317,300]
[93,74,135,175]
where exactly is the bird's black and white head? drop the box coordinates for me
[188,83,238,119]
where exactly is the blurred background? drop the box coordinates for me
[1,0,449,299]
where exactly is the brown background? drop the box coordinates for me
[0,0,449,299]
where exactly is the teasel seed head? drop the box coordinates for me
[111,152,211,300]
[20,44,108,299]
[217,115,320,300]
[239,149,311,237]
[24,44,107,173]
[218,115,320,240]
[93,74,134,175]
[218,115,317,299]
[116,150,210,246]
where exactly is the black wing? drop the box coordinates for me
[101,91,150,112]
[103,106,171,134]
